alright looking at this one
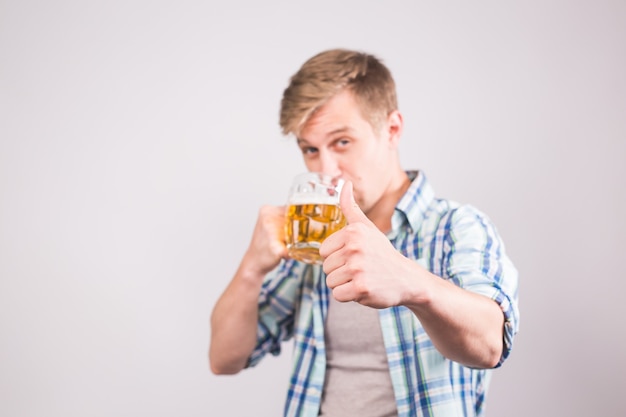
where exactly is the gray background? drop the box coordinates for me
[1,1,624,416]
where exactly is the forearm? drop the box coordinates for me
[209,204,288,374]
[209,260,265,375]
[403,264,505,369]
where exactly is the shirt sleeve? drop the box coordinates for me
[443,205,520,367]
[246,259,303,368]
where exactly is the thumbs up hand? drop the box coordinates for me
[319,181,414,308]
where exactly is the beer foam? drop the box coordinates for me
[288,192,340,205]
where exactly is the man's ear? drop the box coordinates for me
[385,110,404,148]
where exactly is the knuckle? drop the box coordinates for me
[346,223,367,237]
[352,277,370,298]
[343,238,363,257]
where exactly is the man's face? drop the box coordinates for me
[296,90,399,216]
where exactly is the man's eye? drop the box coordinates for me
[301,147,318,155]
[334,139,350,149]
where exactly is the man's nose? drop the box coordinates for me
[318,152,341,177]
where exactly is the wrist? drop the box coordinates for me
[399,258,436,309]
[237,252,276,285]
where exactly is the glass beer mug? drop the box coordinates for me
[285,172,346,264]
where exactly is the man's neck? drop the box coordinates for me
[367,170,411,233]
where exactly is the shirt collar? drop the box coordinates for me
[387,170,435,240]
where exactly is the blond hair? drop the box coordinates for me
[279,49,398,136]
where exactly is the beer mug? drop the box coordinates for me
[285,172,346,264]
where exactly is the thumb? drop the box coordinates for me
[339,181,373,225]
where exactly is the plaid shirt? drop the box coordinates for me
[247,171,520,417]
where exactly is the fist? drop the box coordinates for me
[319,181,409,308]
[246,205,288,275]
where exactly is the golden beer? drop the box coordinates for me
[285,203,346,264]
[284,172,345,264]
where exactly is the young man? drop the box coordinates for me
[209,49,519,417]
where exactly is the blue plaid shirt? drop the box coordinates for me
[247,171,520,417]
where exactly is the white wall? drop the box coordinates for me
[1,1,624,416]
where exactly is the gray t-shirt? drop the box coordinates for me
[318,295,398,417]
